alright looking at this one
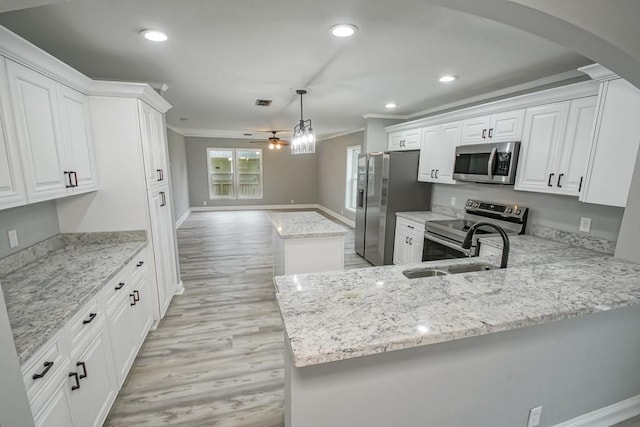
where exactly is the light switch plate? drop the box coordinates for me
[450,197,456,206]
[527,406,542,427]
[8,229,18,248]
[579,217,592,233]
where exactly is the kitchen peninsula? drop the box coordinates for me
[275,235,640,427]
[268,211,348,276]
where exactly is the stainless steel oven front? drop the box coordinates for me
[422,232,470,261]
[453,141,520,184]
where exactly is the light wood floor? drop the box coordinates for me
[105,210,370,426]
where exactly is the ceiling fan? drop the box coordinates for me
[250,130,290,150]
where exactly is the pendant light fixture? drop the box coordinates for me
[291,89,316,154]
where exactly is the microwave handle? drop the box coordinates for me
[487,147,498,180]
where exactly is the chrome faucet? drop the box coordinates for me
[461,222,510,269]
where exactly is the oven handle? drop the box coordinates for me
[424,232,471,256]
[487,147,497,181]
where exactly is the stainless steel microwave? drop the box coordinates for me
[453,141,520,184]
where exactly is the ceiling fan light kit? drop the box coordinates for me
[291,89,316,155]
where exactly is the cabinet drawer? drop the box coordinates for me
[22,332,68,403]
[67,298,102,348]
[130,249,148,283]
[396,217,424,237]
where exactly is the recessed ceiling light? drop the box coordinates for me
[141,29,168,42]
[439,75,459,83]
[385,102,397,109]
[330,24,358,38]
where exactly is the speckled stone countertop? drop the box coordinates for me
[395,211,455,225]
[268,212,348,239]
[0,233,147,364]
[275,235,634,367]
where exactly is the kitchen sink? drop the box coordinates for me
[402,263,494,279]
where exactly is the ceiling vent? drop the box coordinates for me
[255,99,272,107]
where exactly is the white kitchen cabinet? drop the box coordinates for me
[33,370,75,427]
[460,109,524,144]
[131,272,153,345]
[417,121,460,184]
[515,98,597,196]
[393,218,424,265]
[580,78,640,207]
[139,100,169,189]
[388,128,422,151]
[68,320,117,427]
[106,291,137,387]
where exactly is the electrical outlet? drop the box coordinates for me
[291,199,294,204]
[451,197,456,206]
[8,229,18,248]
[203,201,207,206]
[527,406,542,427]
[579,217,592,233]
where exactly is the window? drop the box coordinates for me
[345,145,361,211]
[207,148,263,200]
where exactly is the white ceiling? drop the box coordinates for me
[0,0,592,140]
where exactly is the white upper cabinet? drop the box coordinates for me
[57,85,98,193]
[460,109,524,144]
[6,60,68,202]
[0,59,26,209]
[5,59,98,205]
[580,78,640,207]
[417,121,460,184]
[138,100,168,189]
[388,128,422,151]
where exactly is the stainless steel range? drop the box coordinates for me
[423,199,528,261]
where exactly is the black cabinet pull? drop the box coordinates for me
[157,169,162,181]
[547,173,555,187]
[72,171,78,187]
[69,372,80,391]
[430,169,434,178]
[407,225,414,229]
[482,129,487,139]
[134,290,140,302]
[115,282,125,290]
[82,313,97,325]
[136,261,144,267]
[488,128,493,138]
[557,173,564,188]
[405,236,409,244]
[409,237,413,245]
[64,171,73,188]
[578,176,584,193]
[77,362,87,379]
[435,169,439,179]
[130,294,137,306]
[160,191,167,207]
[32,361,54,380]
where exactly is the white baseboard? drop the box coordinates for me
[554,394,640,427]
[316,205,355,228]
[175,209,191,228]
[174,280,185,295]
[190,204,317,212]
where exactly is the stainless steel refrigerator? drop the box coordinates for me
[355,151,431,266]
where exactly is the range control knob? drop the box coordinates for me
[515,209,522,215]
[474,203,480,208]
[506,208,513,214]
[467,201,473,206]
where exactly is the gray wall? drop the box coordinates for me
[0,201,60,258]
[432,183,624,242]
[364,118,400,153]
[615,147,640,262]
[167,128,190,221]
[317,131,365,222]
[186,136,318,207]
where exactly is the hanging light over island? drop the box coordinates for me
[291,89,316,154]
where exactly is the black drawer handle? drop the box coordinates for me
[77,361,87,379]
[435,169,439,179]
[578,176,583,193]
[136,261,144,267]
[134,290,140,302]
[82,313,97,325]
[548,173,555,187]
[482,129,487,139]
[488,128,493,138]
[557,173,564,188]
[407,225,414,229]
[157,169,162,181]
[130,294,137,306]
[115,282,125,290]
[71,171,78,187]
[32,361,54,380]
[69,372,80,391]
[64,171,73,188]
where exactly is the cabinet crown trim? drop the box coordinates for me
[578,63,619,82]
[385,80,598,133]
[90,81,172,113]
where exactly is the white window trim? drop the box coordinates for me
[207,147,264,200]
[207,147,236,200]
[345,145,361,212]
[236,148,264,200]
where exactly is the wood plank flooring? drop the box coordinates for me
[105,210,370,426]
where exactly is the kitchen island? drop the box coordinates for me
[268,211,349,276]
[275,236,640,427]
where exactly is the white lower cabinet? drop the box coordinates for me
[33,369,75,427]
[393,218,424,265]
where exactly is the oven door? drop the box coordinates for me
[453,141,519,184]
[422,233,470,261]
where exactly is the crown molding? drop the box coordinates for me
[579,63,619,81]
[320,128,365,142]
[171,128,260,140]
[361,113,408,119]
[89,80,172,112]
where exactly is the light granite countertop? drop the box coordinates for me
[0,235,146,364]
[268,211,348,239]
[395,211,455,225]
[275,235,635,367]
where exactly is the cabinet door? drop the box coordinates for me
[6,60,67,201]
[139,101,161,188]
[34,378,75,427]
[434,121,461,183]
[393,228,409,265]
[406,233,423,264]
[403,128,422,150]
[581,79,640,207]
[150,107,169,180]
[70,325,117,427]
[131,272,153,346]
[388,132,404,151]
[488,109,524,142]
[57,84,98,193]
[417,126,439,182]
[460,115,491,145]
[514,102,569,194]
[106,294,136,387]
[556,97,597,196]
